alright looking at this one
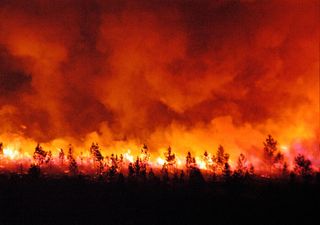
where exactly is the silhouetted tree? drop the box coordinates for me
[128,163,135,177]
[235,153,247,176]
[135,145,150,179]
[33,144,47,165]
[80,151,84,165]
[162,146,176,173]
[59,148,65,165]
[215,145,229,174]
[164,146,176,165]
[203,150,214,172]
[108,165,117,180]
[69,157,78,176]
[148,168,155,180]
[263,135,284,174]
[90,143,104,161]
[90,143,104,175]
[140,144,150,164]
[140,162,147,179]
[264,135,277,157]
[223,162,231,181]
[248,164,255,176]
[185,152,202,182]
[118,154,124,171]
[161,166,169,183]
[110,154,119,173]
[186,151,192,168]
[134,157,141,176]
[67,145,78,175]
[294,154,312,178]
[67,145,73,161]
[186,151,196,171]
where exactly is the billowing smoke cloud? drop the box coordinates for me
[0,0,318,164]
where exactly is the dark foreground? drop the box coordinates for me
[0,175,319,225]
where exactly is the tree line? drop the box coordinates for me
[0,135,316,183]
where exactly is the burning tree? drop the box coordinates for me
[186,151,197,172]
[90,143,104,175]
[134,157,141,176]
[233,153,255,180]
[140,144,150,164]
[160,146,177,180]
[200,151,215,175]
[33,144,48,165]
[126,156,148,180]
[215,145,229,174]
[118,154,124,171]
[162,146,176,173]
[131,144,150,179]
[263,135,284,174]
[59,148,65,165]
[294,154,312,178]
[185,152,204,183]
[107,153,121,179]
[69,157,79,176]
[234,153,248,177]
[67,145,78,175]
[164,146,176,165]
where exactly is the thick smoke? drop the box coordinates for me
[0,0,318,164]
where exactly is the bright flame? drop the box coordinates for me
[156,157,165,166]
[124,149,134,163]
[3,147,20,160]
[196,157,207,170]
[280,145,289,152]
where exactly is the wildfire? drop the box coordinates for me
[0,133,317,180]
[156,157,165,166]
[195,157,206,170]
[2,146,31,160]
[123,150,134,163]
[0,1,317,181]
[3,147,19,159]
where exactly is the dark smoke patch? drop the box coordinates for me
[0,71,31,94]
[0,47,31,96]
